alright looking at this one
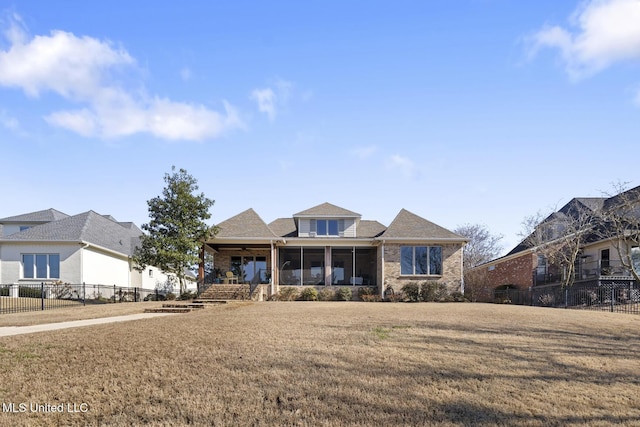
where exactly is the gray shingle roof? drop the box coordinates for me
[214,208,279,239]
[0,208,70,223]
[356,220,387,238]
[2,211,143,256]
[574,197,606,212]
[380,209,465,240]
[293,202,360,218]
[268,218,297,238]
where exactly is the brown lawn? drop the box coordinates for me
[0,302,639,426]
[0,301,166,327]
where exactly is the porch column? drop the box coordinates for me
[325,246,331,286]
[270,241,276,296]
[198,245,205,284]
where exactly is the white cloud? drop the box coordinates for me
[528,0,640,79]
[250,78,295,122]
[0,109,20,132]
[250,87,277,121]
[386,154,417,178]
[0,15,243,141]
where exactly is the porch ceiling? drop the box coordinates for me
[206,243,272,251]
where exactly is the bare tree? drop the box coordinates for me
[598,182,640,282]
[455,223,503,302]
[519,200,597,288]
[454,223,503,269]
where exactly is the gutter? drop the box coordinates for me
[376,237,469,243]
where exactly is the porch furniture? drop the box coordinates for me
[223,271,238,284]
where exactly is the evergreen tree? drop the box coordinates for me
[134,167,214,294]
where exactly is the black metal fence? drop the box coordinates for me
[0,283,160,315]
[494,279,640,315]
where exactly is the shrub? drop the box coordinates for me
[450,291,467,302]
[538,293,554,306]
[144,293,166,301]
[166,292,177,301]
[0,286,7,296]
[277,287,299,301]
[358,287,381,302]
[335,287,352,301]
[300,287,318,301]
[317,287,335,301]
[179,291,197,300]
[386,291,404,302]
[401,283,421,302]
[19,287,43,298]
[420,282,449,302]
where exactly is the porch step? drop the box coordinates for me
[144,307,193,314]
[161,303,206,309]
[198,284,251,301]
[192,299,229,305]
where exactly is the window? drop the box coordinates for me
[400,246,442,275]
[19,226,30,232]
[231,256,269,284]
[316,219,340,236]
[22,254,60,279]
[149,269,154,278]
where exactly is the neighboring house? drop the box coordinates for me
[468,186,640,302]
[200,203,467,298]
[0,208,171,290]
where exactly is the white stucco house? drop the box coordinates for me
[0,208,174,290]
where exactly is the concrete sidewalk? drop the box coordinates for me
[0,313,173,337]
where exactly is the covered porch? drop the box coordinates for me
[278,245,379,287]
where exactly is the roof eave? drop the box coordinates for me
[377,237,468,243]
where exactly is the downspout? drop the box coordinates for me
[381,240,385,299]
[460,244,465,295]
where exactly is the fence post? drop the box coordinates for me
[41,282,45,311]
[113,284,117,303]
[564,288,568,309]
[82,282,86,306]
[611,286,615,313]
[134,287,138,302]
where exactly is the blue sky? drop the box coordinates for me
[1,0,639,254]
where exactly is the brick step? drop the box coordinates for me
[199,284,251,301]
[162,303,206,309]
[192,299,229,304]
[144,307,193,313]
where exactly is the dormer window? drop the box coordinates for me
[317,219,339,236]
[309,219,344,237]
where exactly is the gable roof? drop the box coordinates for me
[573,197,606,212]
[293,202,361,218]
[0,208,70,223]
[380,209,466,241]
[357,220,387,238]
[214,208,279,239]
[268,218,298,238]
[2,211,142,256]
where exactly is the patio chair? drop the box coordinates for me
[224,271,238,284]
